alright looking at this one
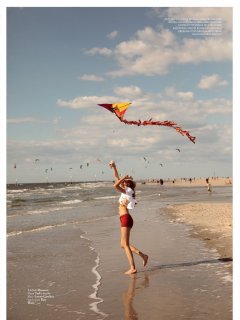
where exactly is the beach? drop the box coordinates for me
[7,181,232,319]
[164,202,232,260]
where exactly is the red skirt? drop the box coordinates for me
[120,214,133,228]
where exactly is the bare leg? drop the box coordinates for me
[121,227,137,274]
[130,245,148,267]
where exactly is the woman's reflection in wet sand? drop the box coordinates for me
[122,273,149,319]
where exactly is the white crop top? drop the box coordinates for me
[119,187,137,210]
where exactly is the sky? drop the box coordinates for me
[6,6,233,183]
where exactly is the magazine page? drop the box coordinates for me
[4,3,237,320]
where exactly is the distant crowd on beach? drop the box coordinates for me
[141,176,232,186]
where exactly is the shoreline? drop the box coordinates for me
[163,202,232,264]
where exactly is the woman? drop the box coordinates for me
[109,161,148,274]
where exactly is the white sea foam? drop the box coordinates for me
[7,231,23,237]
[8,215,111,238]
[26,209,49,215]
[94,196,118,200]
[81,182,110,189]
[80,234,91,241]
[60,199,83,205]
[8,189,28,193]
[64,185,82,190]
[89,256,108,319]
[8,206,73,218]
[7,222,69,237]
[80,234,108,318]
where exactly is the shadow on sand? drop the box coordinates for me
[147,257,232,272]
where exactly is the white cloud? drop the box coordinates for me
[198,74,228,89]
[106,27,231,77]
[197,98,232,114]
[107,30,119,40]
[79,74,105,82]
[164,87,176,97]
[57,92,231,122]
[153,7,232,34]
[7,117,232,174]
[8,93,232,181]
[7,116,62,125]
[84,8,232,79]
[164,87,194,100]
[7,117,40,124]
[85,47,112,56]
[57,95,117,109]
[113,85,143,98]
[136,136,161,145]
[56,86,232,159]
[108,138,132,148]
[176,91,194,100]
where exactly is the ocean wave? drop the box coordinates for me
[81,182,110,189]
[7,189,28,193]
[8,198,28,207]
[60,199,83,205]
[7,223,69,237]
[7,216,112,237]
[94,195,118,200]
[7,206,74,218]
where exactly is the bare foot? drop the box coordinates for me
[142,254,148,267]
[124,268,137,275]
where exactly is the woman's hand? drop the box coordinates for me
[109,160,116,169]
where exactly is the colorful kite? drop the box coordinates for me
[98,102,196,143]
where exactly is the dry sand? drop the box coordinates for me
[144,178,233,262]
[168,178,232,187]
[165,202,232,261]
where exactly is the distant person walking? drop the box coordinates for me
[109,160,148,274]
[206,178,212,192]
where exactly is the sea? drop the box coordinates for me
[7,181,232,237]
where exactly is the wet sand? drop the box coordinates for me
[78,195,232,320]
[7,225,99,320]
[7,185,232,320]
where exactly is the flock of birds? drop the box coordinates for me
[13,149,181,175]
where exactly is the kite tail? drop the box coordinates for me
[118,115,196,143]
[173,126,196,144]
